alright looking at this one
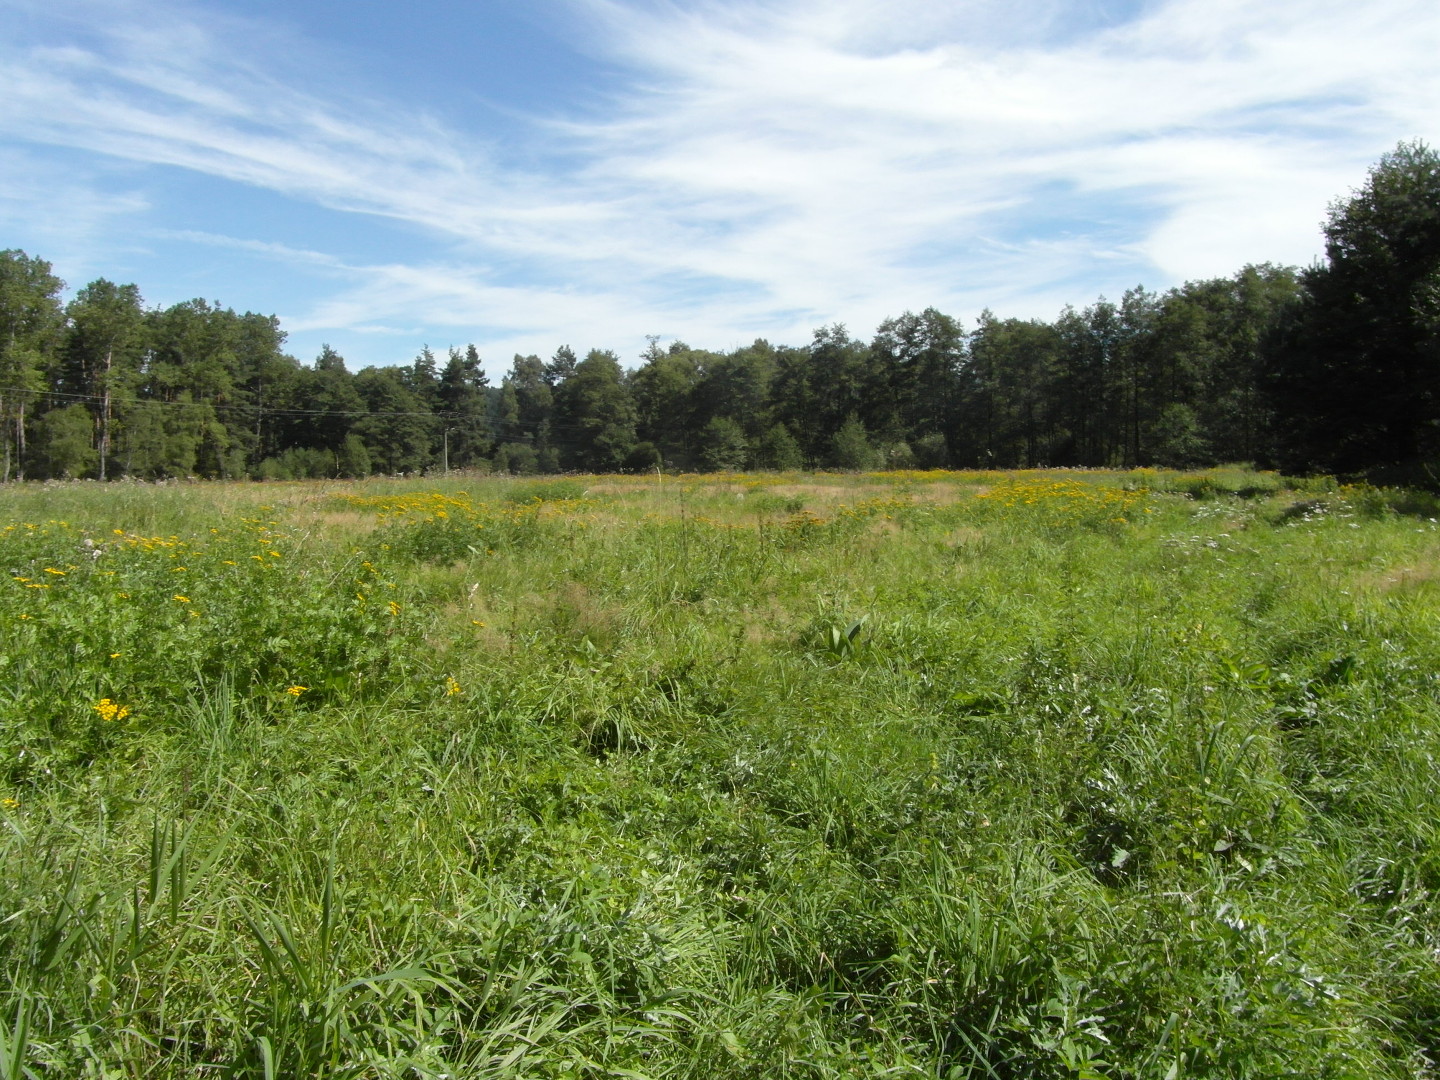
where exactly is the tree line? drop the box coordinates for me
[2,142,1437,482]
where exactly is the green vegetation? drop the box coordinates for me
[4,141,1440,482]
[3,468,1440,1076]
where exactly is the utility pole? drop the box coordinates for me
[99,344,113,481]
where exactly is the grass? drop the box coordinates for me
[1,468,1438,1077]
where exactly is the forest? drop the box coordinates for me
[2,141,1437,484]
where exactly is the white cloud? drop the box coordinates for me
[0,147,150,282]
[0,0,1437,365]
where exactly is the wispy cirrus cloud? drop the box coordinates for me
[0,0,1436,370]
[567,0,1438,293]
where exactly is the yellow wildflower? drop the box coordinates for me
[387,600,401,616]
[93,698,131,722]
[445,676,462,696]
[285,685,308,697]
[1,797,17,810]
[110,652,121,659]
[174,595,190,603]
[43,567,65,575]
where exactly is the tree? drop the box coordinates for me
[831,414,876,470]
[961,312,1063,467]
[406,346,440,407]
[545,345,578,387]
[117,400,200,478]
[769,345,819,460]
[1271,141,1440,471]
[809,325,870,459]
[867,308,964,446]
[691,341,776,442]
[32,403,96,478]
[336,433,372,478]
[498,354,555,467]
[438,345,492,468]
[631,343,700,466]
[1157,265,1299,466]
[1115,287,1161,467]
[62,280,146,480]
[281,346,365,459]
[229,311,299,473]
[0,250,65,481]
[352,367,435,474]
[494,441,540,474]
[553,349,637,471]
[755,423,804,470]
[697,416,749,471]
[1149,403,1206,467]
[144,299,249,477]
[1050,300,1123,466]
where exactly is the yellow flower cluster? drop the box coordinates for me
[865,469,1004,483]
[976,476,1148,519]
[781,509,829,532]
[339,491,475,517]
[836,496,910,520]
[93,698,131,722]
[117,533,188,553]
[335,489,593,526]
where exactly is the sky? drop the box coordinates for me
[1,0,1437,378]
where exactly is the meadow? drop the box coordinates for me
[2,467,1438,1078]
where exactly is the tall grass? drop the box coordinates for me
[2,470,1437,1075]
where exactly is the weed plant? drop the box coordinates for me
[1,470,1438,1077]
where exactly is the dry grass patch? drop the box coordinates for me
[296,508,381,536]
[942,526,987,550]
[1360,558,1440,593]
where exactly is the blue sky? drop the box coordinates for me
[2,0,1437,377]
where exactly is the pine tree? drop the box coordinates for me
[438,346,492,468]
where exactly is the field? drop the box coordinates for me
[2,468,1439,1078]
